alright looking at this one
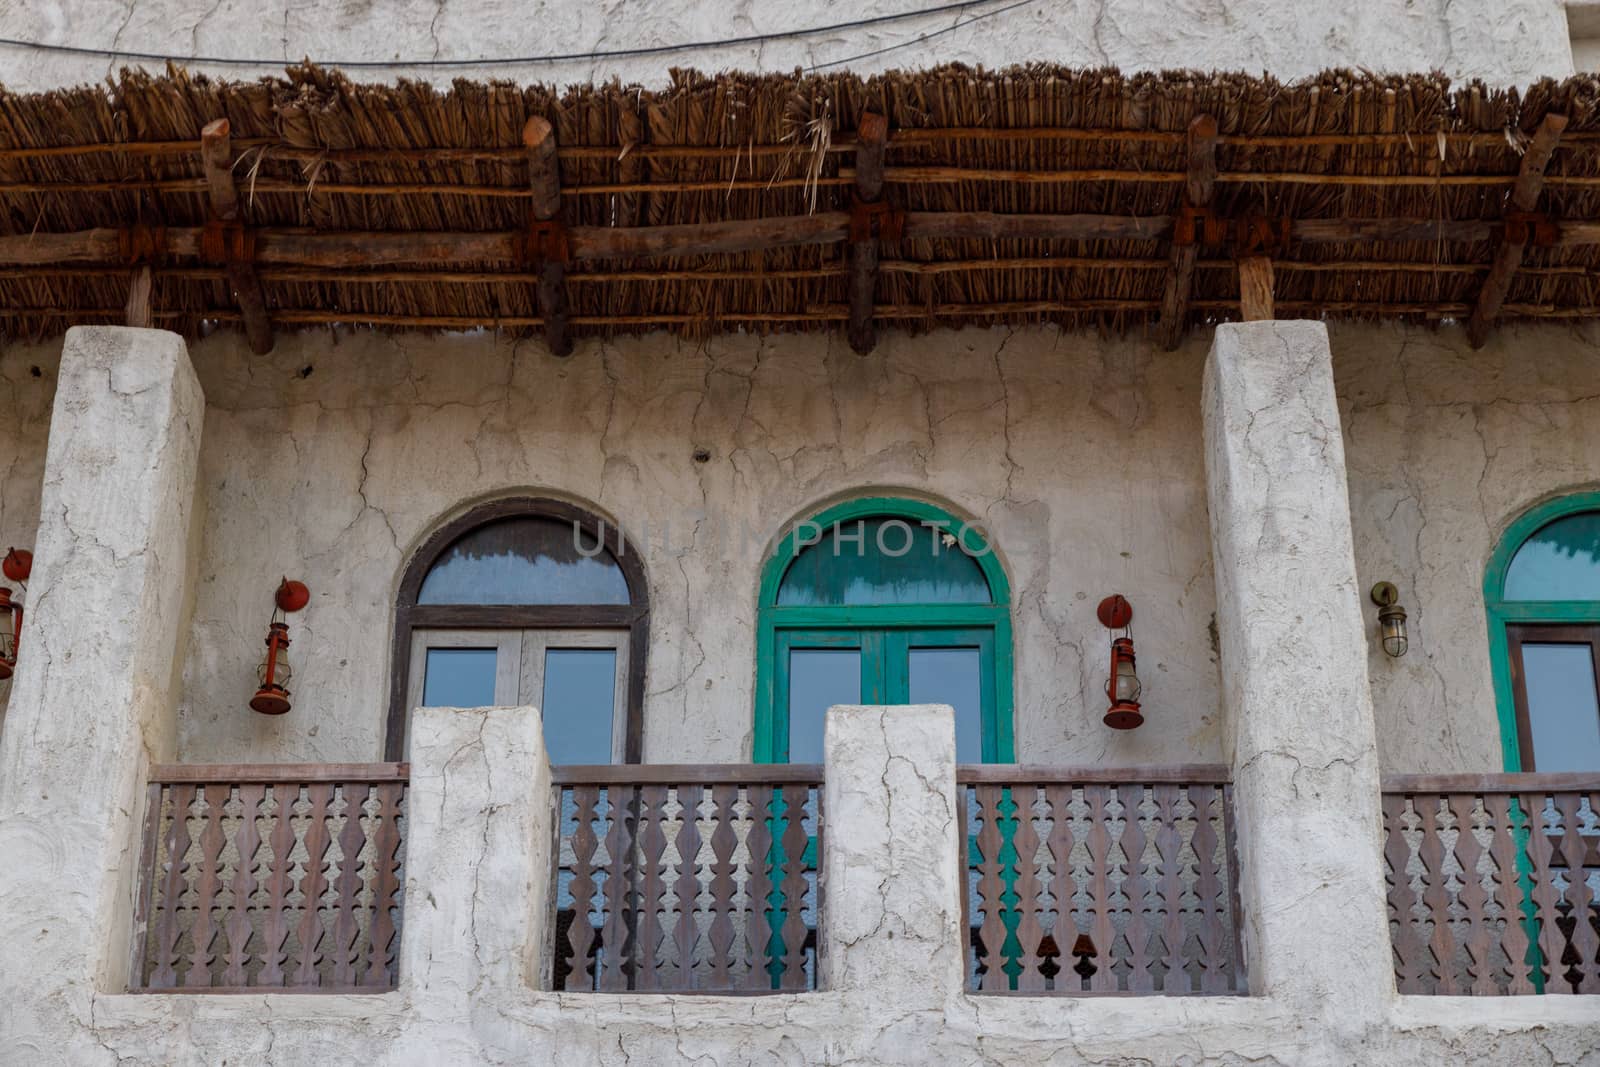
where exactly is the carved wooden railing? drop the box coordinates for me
[551,764,822,993]
[130,763,409,992]
[959,765,1245,995]
[1382,773,1599,995]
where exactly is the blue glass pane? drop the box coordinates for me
[422,647,497,707]
[788,649,861,763]
[776,518,992,606]
[419,516,630,606]
[909,647,983,763]
[542,649,617,765]
[1504,511,1600,601]
[1523,643,1600,772]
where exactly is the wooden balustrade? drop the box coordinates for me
[957,765,1244,995]
[550,764,823,993]
[1382,773,1600,995]
[130,764,409,993]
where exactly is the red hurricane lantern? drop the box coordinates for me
[251,578,309,715]
[0,548,33,680]
[1097,594,1143,730]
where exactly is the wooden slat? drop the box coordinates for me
[362,781,405,988]
[1446,792,1496,995]
[256,783,298,987]
[1157,114,1218,350]
[129,781,164,989]
[1010,786,1046,992]
[148,783,195,989]
[1555,792,1599,992]
[777,787,811,990]
[563,785,602,990]
[1118,786,1155,993]
[199,118,274,355]
[1415,796,1458,994]
[598,786,637,991]
[705,784,739,989]
[1382,793,1428,994]
[1467,113,1569,348]
[1043,784,1076,992]
[183,783,228,988]
[671,784,703,989]
[1082,785,1117,992]
[1152,784,1188,993]
[742,785,776,992]
[1481,794,1535,995]
[220,783,264,986]
[1190,784,1231,994]
[633,784,670,991]
[292,784,333,987]
[973,785,1011,992]
[329,785,370,987]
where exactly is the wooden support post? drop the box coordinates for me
[847,111,890,355]
[1157,114,1218,350]
[1237,257,1275,321]
[125,265,153,328]
[200,119,274,355]
[1466,112,1568,349]
[524,116,572,357]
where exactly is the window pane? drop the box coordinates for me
[1504,511,1600,601]
[910,647,983,763]
[419,516,630,606]
[542,649,618,765]
[422,647,498,707]
[1522,642,1600,772]
[777,518,992,606]
[788,650,861,763]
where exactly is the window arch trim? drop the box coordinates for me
[1483,490,1600,770]
[385,496,649,761]
[753,495,1014,763]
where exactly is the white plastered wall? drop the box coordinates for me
[0,0,1577,92]
[0,320,1597,772]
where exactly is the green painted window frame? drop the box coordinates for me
[1483,491,1600,771]
[754,496,1016,764]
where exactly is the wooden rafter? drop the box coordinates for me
[12,212,1600,274]
[847,111,891,355]
[1157,114,1218,350]
[1466,113,1569,348]
[523,117,572,357]
[199,119,274,354]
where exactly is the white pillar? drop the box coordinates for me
[822,704,965,1001]
[1202,321,1393,1018]
[399,704,553,1005]
[0,328,203,1053]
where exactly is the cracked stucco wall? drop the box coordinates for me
[0,0,1576,92]
[0,319,1596,772]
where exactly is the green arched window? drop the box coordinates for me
[1485,493,1600,772]
[754,497,1014,764]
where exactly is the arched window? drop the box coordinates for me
[1484,493,1600,772]
[387,498,648,764]
[754,496,1014,764]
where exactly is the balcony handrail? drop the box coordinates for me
[148,761,410,783]
[550,762,823,785]
[957,762,1230,784]
[1382,771,1600,793]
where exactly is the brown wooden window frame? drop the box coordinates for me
[1503,622,1600,773]
[384,496,649,762]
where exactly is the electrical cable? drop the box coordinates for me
[0,0,1019,69]
[804,0,1040,71]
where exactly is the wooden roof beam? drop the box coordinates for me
[1466,113,1568,349]
[1157,115,1218,350]
[200,119,274,355]
[523,117,572,357]
[847,111,891,355]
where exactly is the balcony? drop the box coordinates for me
[1382,772,1600,995]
